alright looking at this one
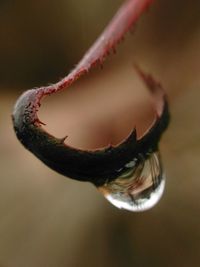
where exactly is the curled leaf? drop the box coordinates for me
[12,0,169,187]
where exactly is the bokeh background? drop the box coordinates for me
[1,0,200,266]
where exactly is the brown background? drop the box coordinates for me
[1,0,200,266]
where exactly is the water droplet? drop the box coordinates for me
[98,151,165,212]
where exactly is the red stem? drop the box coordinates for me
[38,0,154,98]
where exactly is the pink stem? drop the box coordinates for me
[39,0,155,97]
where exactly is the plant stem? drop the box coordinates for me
[40,0,155,97]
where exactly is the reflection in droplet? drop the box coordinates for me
[98,151,165,212]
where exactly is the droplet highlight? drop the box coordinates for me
[98,151,165,212]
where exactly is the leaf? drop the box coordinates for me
[12,0,170,186]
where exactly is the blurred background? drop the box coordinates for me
[1,0,200,266]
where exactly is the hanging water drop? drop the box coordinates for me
[98,151,165,212]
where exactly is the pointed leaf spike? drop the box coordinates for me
[60,135,68,144]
